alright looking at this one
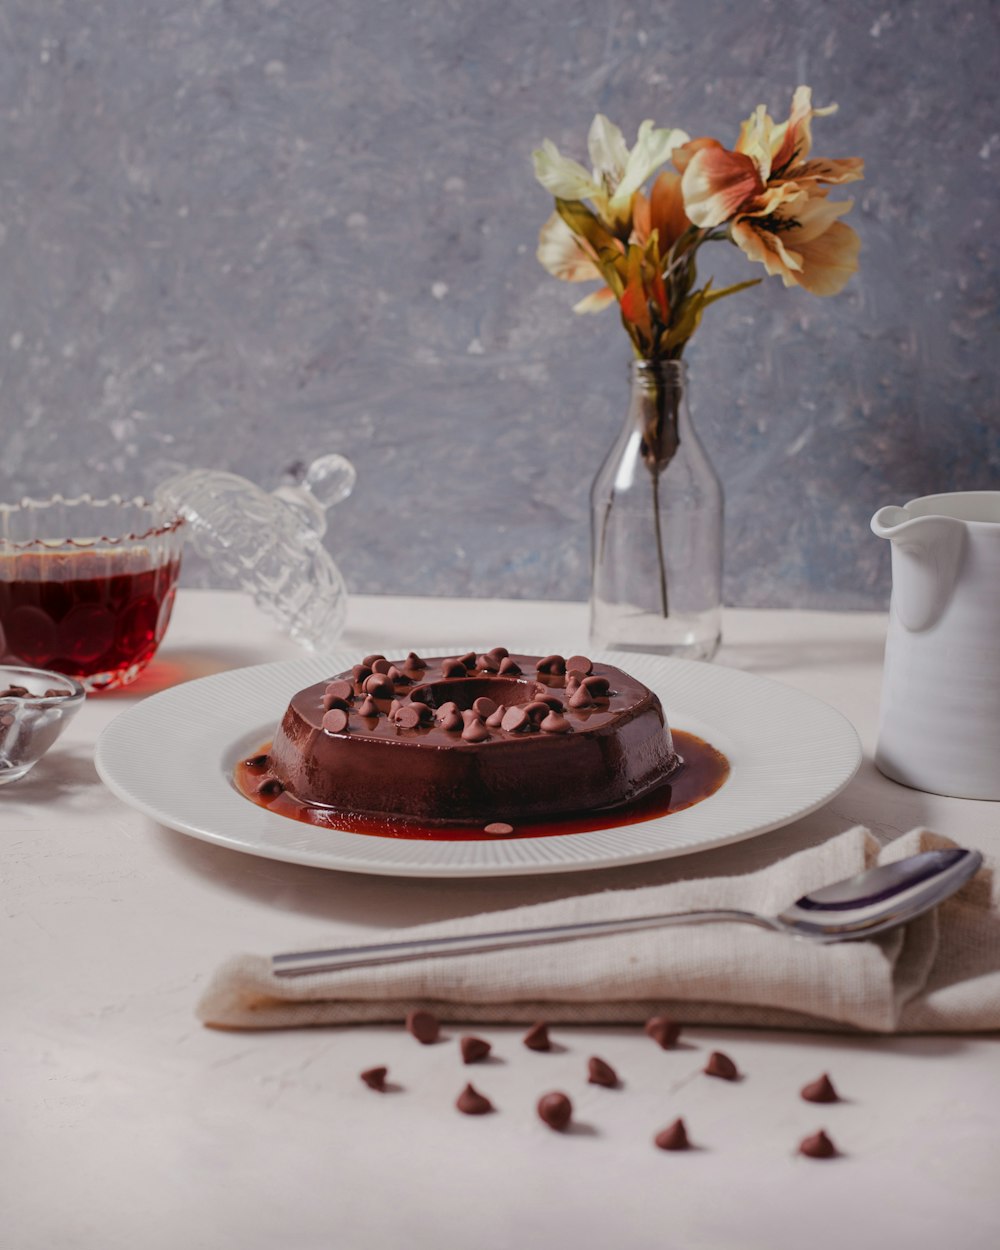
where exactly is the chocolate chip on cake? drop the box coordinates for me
[587,1056,619,1088]
[799,1129,837,1158]
[485,705,506,729]
[360,1066,389,1091]
[358,695,379,717]
[362,653,386,668]
[644,1016,681,1049]
[370,658,392,675]
[483,822,514,836]
[322,693,351,712]
[395,705,424,729]
[405,1009,440,1044]
[409,686,433,705]
[362,674,394,698]
[460,1036,492,1064]
[405,651,427,671]
[801,1074,840,1103]
[566,655,593,676]
[704,1051,739,1081]
[441,659,467,678]
[524,700,552,723]
[537,1091,572,1131]
[489,646,510,660]
[475,653,500,673]
[386,665,410,685]
[540,712,571,734]
[325,679,354,702]
[462,717,490,743]
[456,1083,494,1115]
[321,708,350,734]
[472,696,498,718]
[582,674,611,697]
[457,651,477,669]
[500,707,530,733]
[535,654,567,675]
[352,664,373,684]
[498,656,521,675]
[654,1118,690,1151]
[440,708,464,733]
[568,686,594,709]
[523,1022,551,1052]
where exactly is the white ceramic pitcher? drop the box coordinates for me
[871,491,1000,800]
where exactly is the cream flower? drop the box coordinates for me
[535,212,618,312]
[731,186,861,295]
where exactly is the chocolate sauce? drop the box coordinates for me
[234,728,730,841]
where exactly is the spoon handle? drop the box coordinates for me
[271,908,781,978]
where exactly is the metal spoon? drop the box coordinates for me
[271,847,982,978]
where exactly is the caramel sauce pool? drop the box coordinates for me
[234,729,730,841]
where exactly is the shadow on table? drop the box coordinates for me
[721,635,885,676]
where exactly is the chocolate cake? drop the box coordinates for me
[263,649,681,826]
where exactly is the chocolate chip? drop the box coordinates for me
[536,1091,572,1131]
[255,778,283,798]
[488,646,509,659]
[409,686,433,705]
[44,688,67,698]
[456,1083,494,1115]
[587,1056,619,1088]
[540,712,571,734]
[462,717,489,743]
[460,1035,492,1064]
[322,708,350,734]
[322,693,351,712]
[500,707,529,733]
[801,1074,839,1103]
[325,679,354,701]
[535,654,566,675]
[485,705,506,728]
[654,1118,690,1151]
[524,700,552,722]
[472,696,497,717]
[568,686,594,709]
[360,1066,388,1091]
[246,754,269,769]
[440,709,464,733]
[405,651,427,670]
[566,655,593,676]
[483,822,514,836]
[371,658,392,674]
[362,654,386,667]
[704,1051,739,1081]
[386,665,410,685]
[363,674,394,698]
[498,657,521,675]
[475,653,500,673]
[799,1129,837,1158]
[352,664,372,684]
[358,695,379,717]
[565,674,581,695]
[582,675,611,697]
[523,1022,551,1052]
[457,651,477,669]
[644,1016,681,1049]
[395,706,424,729]
[405,1009,440,1044]
[435,700,458,721]
[389,698,404,719]
[441,659,467,678]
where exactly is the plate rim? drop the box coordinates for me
[95,648,862,878]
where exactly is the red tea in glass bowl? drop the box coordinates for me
[0,496,184,692]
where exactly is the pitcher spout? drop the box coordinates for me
[871,504,966,632]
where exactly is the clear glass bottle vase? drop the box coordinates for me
[589,359,723,660]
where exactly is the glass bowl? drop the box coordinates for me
[0,666,86,785]
[0,496,185,692]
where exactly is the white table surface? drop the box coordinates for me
[4,590,999,1250]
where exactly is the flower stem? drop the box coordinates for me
[651,470,669,618]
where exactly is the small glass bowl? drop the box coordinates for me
[0,666,86,785]
[0,495,185,692]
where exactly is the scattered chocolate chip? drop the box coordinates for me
[540,712,572,734]
[537,1091,572,1131]
[362,653,386,667]
[440,709,464,733]
[245,754,269,769]
[498,657,521,675]
[500,706,530,733]
[523,1022,551,1052]
[462,717,490,743]
[441,659,467,678]
[485,705,506,728]
[370,658,391,675]
[395,705,424,729]
[456,1083,494,1115]
[0,685,30,698]
[644,1016,681,1049]
[460,1036,492,1064]
[255,777,283,798]
[352,664,373,684]
[475,653,500,673]
[44,688,68,698]
[386,665,410,685]
[568,686,594,709]
[587,1056,619,1088]
[472,696,497,718]
[405,1009,440,1044]
[363,674,394,698]
[799,1129,837,1159]
[457,651,477,669]
[524,700,552,722]
[535,654,567,675]
[360,1066,388,1091]
[654,1118,690,1151]
[488,646,509,660]
[704,1051,739,1081]
[389,698,404,719]
[358,695,379,717]
[325,679,354,701]
[566,655,593,676]
[322,693,351,712]
[483,822,514,836]
[801,1074,840,1104]
[322,708,350,734]
[405,651,427,670]
[436,700,459,721]
[582,675,611,697]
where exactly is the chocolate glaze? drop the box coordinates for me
[265,652,681,826]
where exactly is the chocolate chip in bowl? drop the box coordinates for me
[0,666,86,786]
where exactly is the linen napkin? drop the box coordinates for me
[196,827,999,1034]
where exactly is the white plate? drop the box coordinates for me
[95,649,862,878]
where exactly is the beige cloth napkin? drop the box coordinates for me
[196,827,1000,1034]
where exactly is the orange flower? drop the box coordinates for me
[632,170,692,255]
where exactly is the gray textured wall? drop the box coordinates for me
[2,0,997,607]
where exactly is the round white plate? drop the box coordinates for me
[95,649,862,878]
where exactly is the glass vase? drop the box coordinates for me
[589,359,723,660]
